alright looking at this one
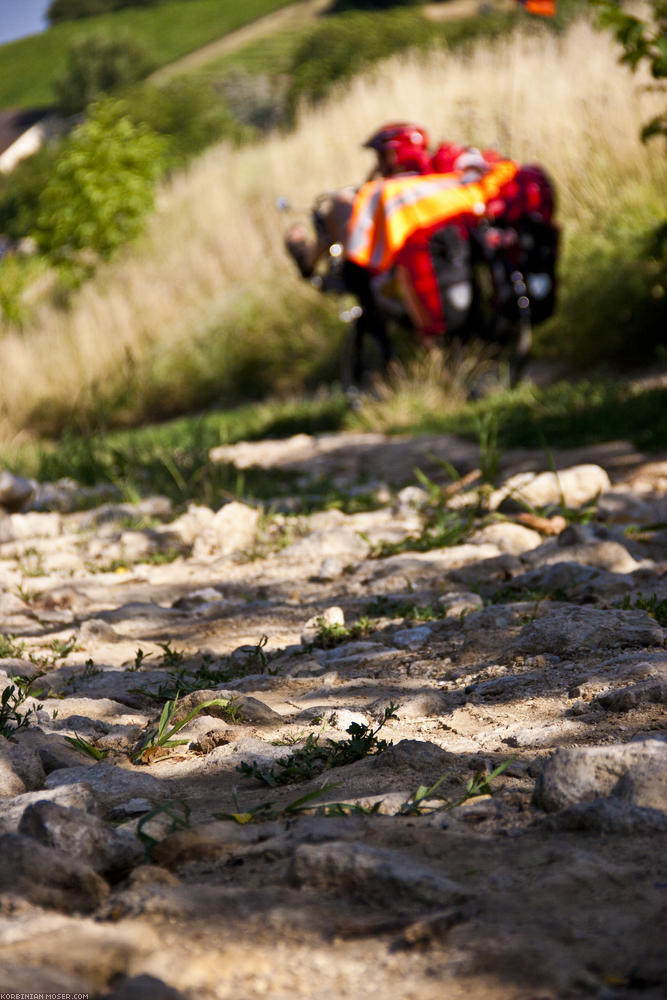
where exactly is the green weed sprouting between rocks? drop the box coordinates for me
[215,783,343,825]
[237,703,399,786]
[216,759,514,826]
[0,677,43,740]
[131,636,274,703]
[0,634,26,659]
[136,799,192,856]
[64,733,110,760]
[306,616,374,650]
[132,693,239,763]
[400,760,515,816]
[621,593,667,627]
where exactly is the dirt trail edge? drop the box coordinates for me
[0,430,665,1000]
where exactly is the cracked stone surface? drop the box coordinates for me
[0,432,665,999]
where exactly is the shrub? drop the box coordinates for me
[286,7,519,113]
[591,0,667,143]
[54,31,155,115]
[0,143,62,241]
[216,69,289,132]
[328,0,421,11]
[35,99,165,262]
[287,11,432,110]
[48,0,160,23]
[125,77,244,166]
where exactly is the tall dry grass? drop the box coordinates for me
[0,16,664,441]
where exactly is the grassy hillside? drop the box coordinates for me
[0,16,664,445]
[0,0,294,109]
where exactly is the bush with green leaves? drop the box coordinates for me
[54,31,155,116]
[0,143,62,242]
[328,0,421,12]
[286,7,518,113]
[591,0,666,142]
[35,99,165,263]
[48,0,160,23]
[125,77,244,167]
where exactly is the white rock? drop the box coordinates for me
[469,521,542,555]
[281,527,370,565]
[0,512,61,543]
[164,504,215,545]
[192,501,260,559]
[489,464,612,512]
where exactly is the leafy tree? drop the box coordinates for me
[591,0,666,142]
[54,31,155,116]
[35,99,165,262]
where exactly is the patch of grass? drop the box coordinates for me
[18,548,47,579]
[399,760,514,815]
[364,597,448,623]
[621,593,667,627]
[369,508,475,558]
[215,782,343,824]
[64,733,110,760]
[135,640,275,703]
[286,6,519,113]
[396,380,667,455]
[13,583,44,605]
[5,391,348,507]
[132,692,238,763]
[0,677,43,739]
[306,615,375,649]
[0,0,296,109]
[0,635,26,659]
[238,703,399,786]
[136,799,191,854]
[534,205,667,369]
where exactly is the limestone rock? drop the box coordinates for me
[161,503,215,546]
[171,688,282,725]
[469,521,542,555]
[282,528,370,567]
[543,798,667,834]
[44,762,168,813]
[302,605,345,644]
[0,511,61,543]
[515,606,664,655]
[290,841,471,908]
[0,832,109,913]
[19,801,144,878]
[0,782,98,833]
[0,736,45,797]
[389,624,434,650]
[533,738,667,813]
[13,727,99,773]
[438,591,484,616]
[191,501,260,559]
[489,464,611,512]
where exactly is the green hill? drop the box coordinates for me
[0,0,295,109]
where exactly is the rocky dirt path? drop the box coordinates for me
[0,429,665,1000]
